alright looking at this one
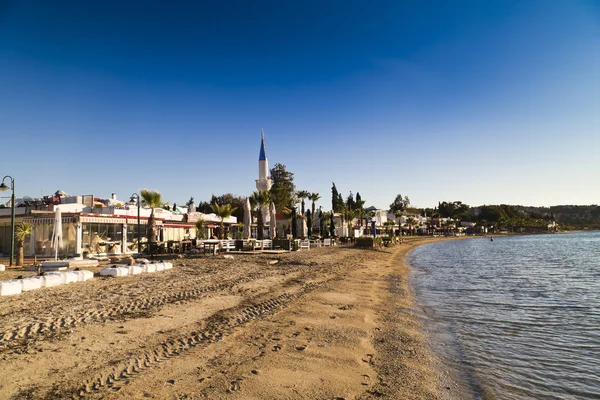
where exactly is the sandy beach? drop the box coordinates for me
[0,238,458,400]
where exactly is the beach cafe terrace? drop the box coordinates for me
[0,192,237,259]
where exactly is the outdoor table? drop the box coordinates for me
[202,240,220,255]
[181,240,192,253]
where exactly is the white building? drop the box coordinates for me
[0,191,237,258]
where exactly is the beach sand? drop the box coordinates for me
[0,238,461,400]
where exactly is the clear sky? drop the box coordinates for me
[1,0,599,210]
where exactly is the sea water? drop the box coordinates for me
[408,231,600,400]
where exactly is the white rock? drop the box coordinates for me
[46,271,78,284]
[43,274,62,287]
[0,280,23,296]
[99,267,129,277]
[74,270,94,282]
[143,264,157,273]
[21,277,43,291]
[64,271,79,284]
[128,265,143,275]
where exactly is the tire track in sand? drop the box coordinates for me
[44,280,330,399]
[0,266,309,350]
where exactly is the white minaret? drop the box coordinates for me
[256,129,272,227]
[256,129,272,191]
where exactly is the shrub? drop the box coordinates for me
[354,237,383,248]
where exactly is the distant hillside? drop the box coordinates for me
[467,204,600,230]
[523,205,600,228]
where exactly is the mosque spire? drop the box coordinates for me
[256,129,272,192]
[259,128,267,161]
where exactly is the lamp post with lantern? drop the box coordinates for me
[0,176,16,266]
[130,193,141,255]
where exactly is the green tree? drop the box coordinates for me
[346,191,356,211]
[329,211,336,237]
[439,201,470,220]
[15,222,33,266]
[270,163,296,212]
[296,190,310,216]
[331,182,345,212]
[210,203,237,239]
[140,189,163,243]
[389,194,410,214]
[355,192,365,227]
[198,193,245,221]
[282,207,294,236]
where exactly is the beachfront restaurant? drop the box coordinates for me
[0,195,237,259]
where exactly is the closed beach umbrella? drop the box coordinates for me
[243,197,252,239]
[291,207,297,238]
[51,207,63,260]
[269,202,277,239]
[307,211,312,237]
[300,217,307,238]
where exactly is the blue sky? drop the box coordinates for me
[1,0,598,209]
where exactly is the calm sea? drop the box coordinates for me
[408,231,600,400]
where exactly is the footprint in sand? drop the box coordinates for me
[272,344,282,351]
[361,374,371,386]
[362,354,374,364]
[295,344,307,351]
[227,380,241,393]
[291,331,301,338]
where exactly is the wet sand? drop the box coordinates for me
[0,238,459,400]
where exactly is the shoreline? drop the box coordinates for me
[403,237,477,400]
[363,236,470,400]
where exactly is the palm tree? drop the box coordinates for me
[395,210,403,236]
[355,199,366,227]
[251,190,271,240]
[296,190,310,216]
[346,208,357,235]
[15,222,33,266]
[405,217,417,236]
[308,192,321,229]
[140,189,163,244]
[210,203,237,239]
[282,207,294,236]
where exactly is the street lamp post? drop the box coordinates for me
[0,176,16,266]
[130,193,141,255]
